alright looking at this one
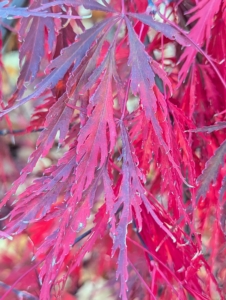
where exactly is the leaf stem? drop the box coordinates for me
[128,257,157,299]
[120,80,130,121]
[121,0,125,15]
[0,259,43,300]
[0,281,38,300]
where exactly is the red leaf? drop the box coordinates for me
[196,139,226,202]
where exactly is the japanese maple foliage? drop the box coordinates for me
[0,0,226,299]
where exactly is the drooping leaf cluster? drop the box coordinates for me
[0,0,226,299]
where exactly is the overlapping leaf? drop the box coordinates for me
[178,0,222,83]
[125,16,190,186]
[73,56,116,194]
[1,1,226,299]
[15,0,56,98]
[0,0,86,19]
[196,140,226,203]
[0,17,116,114]
[111,123,176,298]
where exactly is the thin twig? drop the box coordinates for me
[132,219,153,260]
[0,260,42,300]
[0,122,77,136]
[0,127,44,136]
[72,228,92,246]
[0,281,38,300]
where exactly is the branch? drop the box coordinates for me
[72,228,92,246]
[0,127,44,136]
[0,279,38,300]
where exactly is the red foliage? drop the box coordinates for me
[0,0,226,299]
